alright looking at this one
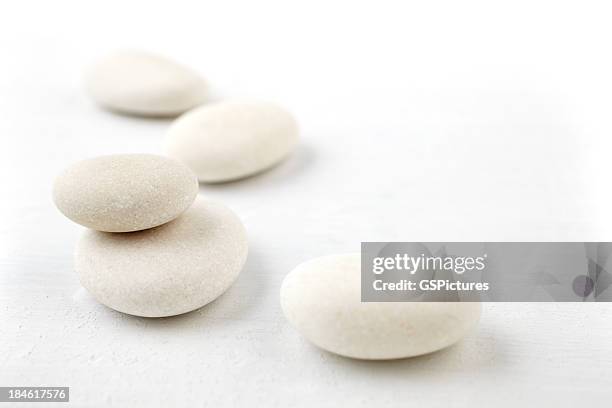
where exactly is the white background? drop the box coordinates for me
[1,0,612,406]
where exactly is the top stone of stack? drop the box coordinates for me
[53,154,199,232]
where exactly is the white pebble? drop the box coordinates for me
[53,154,198,232]
[164,101,299,182]
[75,198,248,317]
[280,254,481,360]
[86,51,208,117]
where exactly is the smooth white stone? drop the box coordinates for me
[86,51,208,117]
[164,101,299,182]
[280,254,481,360]
[53,154,198,232]
[75,198,248,317]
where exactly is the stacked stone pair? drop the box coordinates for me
[53,154,248,318]
[52,51,298,319]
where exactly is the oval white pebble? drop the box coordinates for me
[75,198,248,317]
[280,254,481,360]
[86,51,208,117]
[164,101,299,182]
[53,154,198,232]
